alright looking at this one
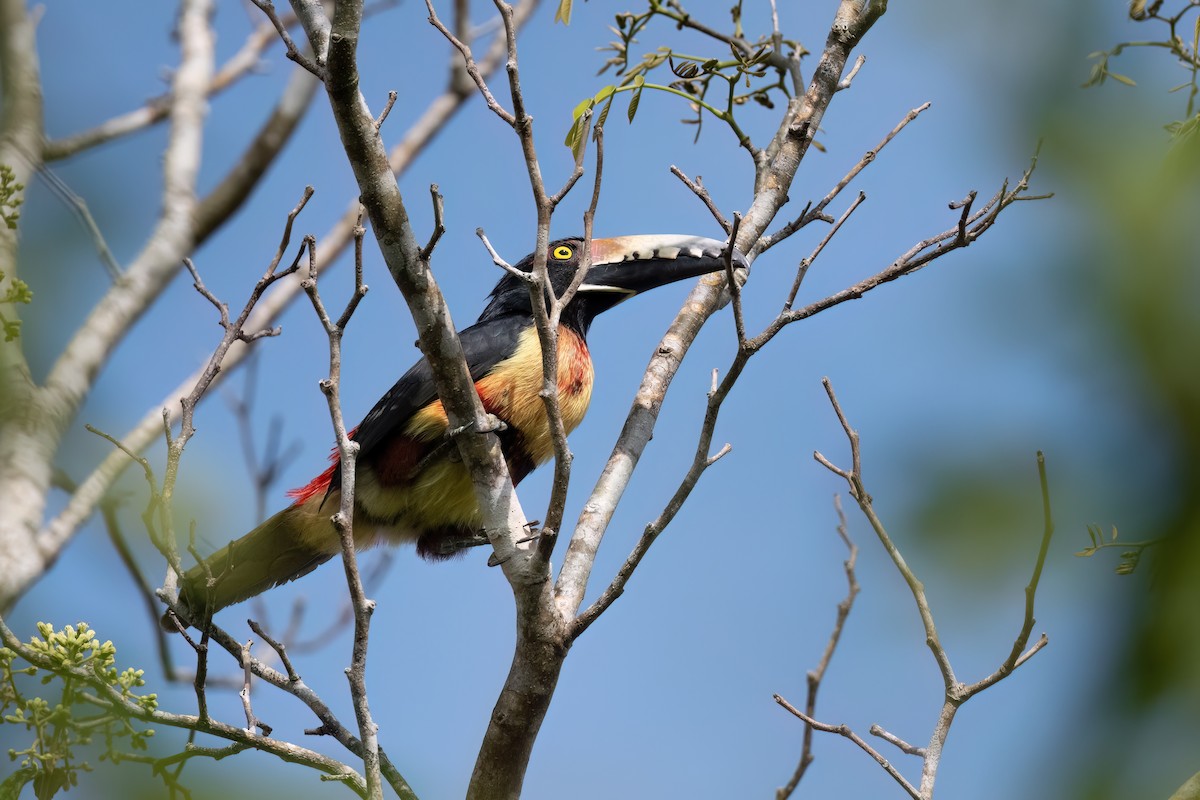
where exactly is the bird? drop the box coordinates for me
[171,234,746,625]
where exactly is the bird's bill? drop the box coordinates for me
[581,234,748,296]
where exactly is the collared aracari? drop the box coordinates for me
[173,234,746,623]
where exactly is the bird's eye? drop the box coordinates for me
[552,245,573,260]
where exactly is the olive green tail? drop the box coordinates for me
[168,504,334,628]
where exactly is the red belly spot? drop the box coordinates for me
[374,435,427,485]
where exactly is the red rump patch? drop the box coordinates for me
[287,462,336,506]
[286,425,358,506]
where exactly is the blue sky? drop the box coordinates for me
[6,0,1197,798]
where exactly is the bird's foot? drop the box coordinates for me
[437,532,491,554]
[445,414,508,440]
[486,521,555,567]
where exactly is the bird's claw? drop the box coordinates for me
[446,414,508,440]
[438,532,491,554]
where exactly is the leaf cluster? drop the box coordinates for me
[1076,524,1161,575]
[0,164,31,342]
[0,165,22,230]
[1083,2,1200,141]
[565,1,801,159]
[1,623,159,800]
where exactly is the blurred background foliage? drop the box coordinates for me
[908,2,1200,796]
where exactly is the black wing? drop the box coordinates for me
[347,314,529,469]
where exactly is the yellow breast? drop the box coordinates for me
[353,324,594,543]
[404,324,594,466]
[473,325,594,465]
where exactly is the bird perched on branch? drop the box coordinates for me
[171,234,746,625]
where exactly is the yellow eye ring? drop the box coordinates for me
[552,245,573,260]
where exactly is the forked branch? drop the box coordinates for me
[787,379,1054,798]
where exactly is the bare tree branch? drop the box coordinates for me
[43,13,303,161]
[757,101,930,256]
[0,0,215,609]
[775,693,922,800]
[808,379,1054,797]
[670,165,732,233]
[251,0,326,77]
[299,226,382,799]
[776,496,860,800]
[556,0,890,623]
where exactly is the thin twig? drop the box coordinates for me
[870,724,927,757]
[724,212,747,346]
[300,226,382,800]
[811,380,1054,798]
[774,695,921,800]
[757,102,931,255]
[669,166,732,232]
[249,0,326,77]
[98,500,179,679]
[421,185,446,261]
[961,451,1054,695]
[783,191,866,311]
[374,91,398,132]
[776,495,860,800]
[248,619,300,683]
[837,54,866,90]
[238,639,272,735]
[34,166,123,278]
[425,0,516,125]
[476,227,530,280]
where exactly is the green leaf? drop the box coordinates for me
[0,768,36,800]
[569,97,592,122]
[627,75,645,123]
[1081,61,1106,89]
[595,94,614,130]
[564,101,592,160]
[554,0,572,25]
[1107,70,1137,87]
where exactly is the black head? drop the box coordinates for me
[478,234,748,336]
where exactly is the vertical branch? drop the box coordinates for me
[776,496,859,800]
[0,0,45,608]
[537,126,606,557]
[321,0,532,590]
[426,3,591,795]
[428,0,585,569]
[298,226,381,800]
